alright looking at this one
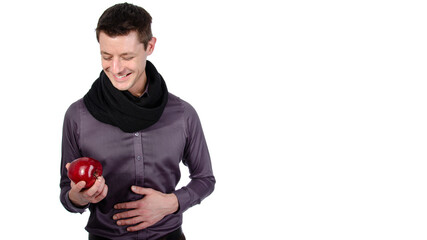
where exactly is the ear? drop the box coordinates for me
[146,37,157,55]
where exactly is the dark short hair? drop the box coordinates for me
[96,2,153,49]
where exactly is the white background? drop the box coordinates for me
[1,0,426,239]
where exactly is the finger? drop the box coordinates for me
[118,216,144,227]
[72,181,86,192]
[92,177,106,196]
[131,186,153,195]
[127,221,152,232]
[65,163,70,171]
[114,200,139,210]
[92,184,108,203]
[85,176,105,197]
[113,209,140,221]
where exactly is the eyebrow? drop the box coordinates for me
[100,51,135,56]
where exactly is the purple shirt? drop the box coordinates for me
[59,93,215,240]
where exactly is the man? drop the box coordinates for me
[59,3,215,240]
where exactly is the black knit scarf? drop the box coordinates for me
[83,61,168,133]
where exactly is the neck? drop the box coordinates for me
[129,71,148,97]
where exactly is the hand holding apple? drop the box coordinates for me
[65,157,108,207]
[68,157,103,189]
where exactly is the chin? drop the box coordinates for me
[113,82,132,92]
[106,76,131,91]
[108,80,129,91]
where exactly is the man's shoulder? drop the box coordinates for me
[64,98,85,120]
[167,93,197,115]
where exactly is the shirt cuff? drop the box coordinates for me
[65,191,89,214]
[173,188,191,214]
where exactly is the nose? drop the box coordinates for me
[111,58,124,74]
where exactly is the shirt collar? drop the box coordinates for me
[140,80,150,98]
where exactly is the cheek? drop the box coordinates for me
[133,60,145,73]
[101,61,110,70]
[125,62,139,73]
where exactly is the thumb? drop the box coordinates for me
[74,181,87,192]
[131,186,153,195]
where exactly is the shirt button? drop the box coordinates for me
[134,132,139,136]
[137,156,142,161]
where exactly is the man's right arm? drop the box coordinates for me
[59,101,87,213]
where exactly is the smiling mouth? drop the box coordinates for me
[114,73,132,80]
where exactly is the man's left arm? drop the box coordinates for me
[113,103,215,231]
[173,103,216,214]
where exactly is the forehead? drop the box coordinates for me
[99,31,143,53]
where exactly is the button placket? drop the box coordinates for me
[133,132,144,186]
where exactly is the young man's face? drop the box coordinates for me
[99,31,156,97]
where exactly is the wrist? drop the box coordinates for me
[68,191,89,207]
[167,193,179,214]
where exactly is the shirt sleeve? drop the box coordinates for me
[59,100,88,213]
[173,103,216,214]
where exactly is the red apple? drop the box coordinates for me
[67,157,103,189]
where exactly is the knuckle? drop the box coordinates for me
[144,188,153,194]
[136,209,145,217]
[95,187,102,195]
[129,218,139,225]
[137,201,144,208]
[83,192,94,200]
